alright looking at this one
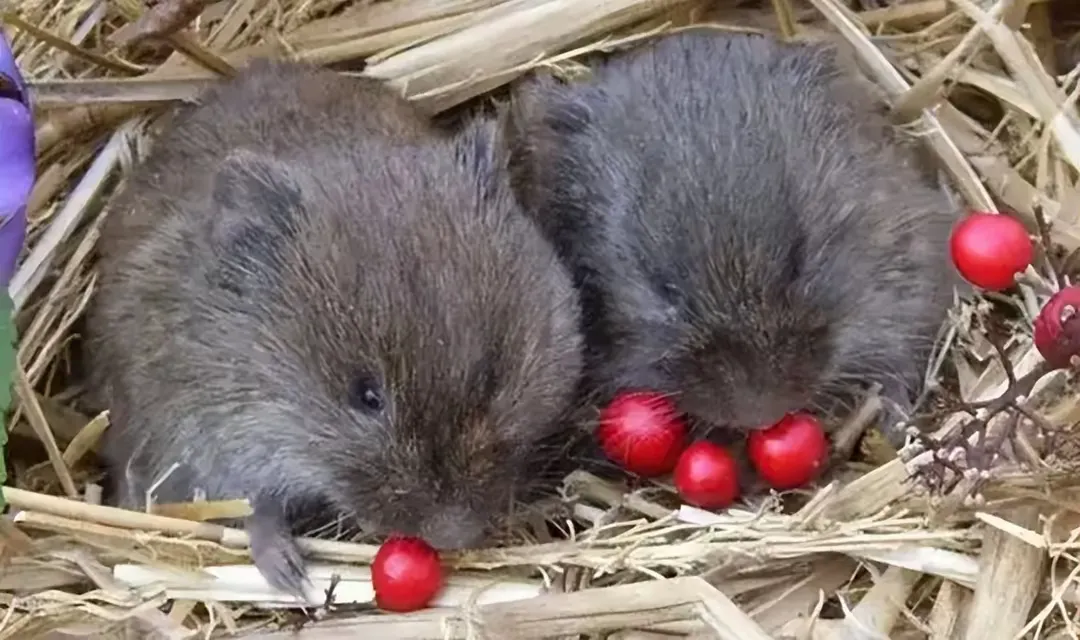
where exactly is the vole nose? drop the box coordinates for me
[728,399,792,430]
[740,408,789,430]
[418,507,488,550]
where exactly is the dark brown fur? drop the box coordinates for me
[85,59,584,597]
[506,30,957,442]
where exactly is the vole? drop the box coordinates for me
[505,30,957,445]
[85,59,584,597]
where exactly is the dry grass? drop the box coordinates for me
[2,0,1080,638]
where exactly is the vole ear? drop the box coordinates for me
[213,151,302,215]
[503,73,602,219]
[211,149,303,233]
[205,150,304,298]
[456,115,502,179]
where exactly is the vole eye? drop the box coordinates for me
[348,374,385,413]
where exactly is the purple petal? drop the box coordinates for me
[0,205,26,287]
[0,31,27,103]
[0,99,34,209]
[0,31,33,289]
[0,98,33,288]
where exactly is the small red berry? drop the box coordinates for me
[1033,285,1080,370]
[371,535,443,612]
[747,413,828,490]
[673,441,740,509]
[596,391,688,477]
[949,212,1033,291]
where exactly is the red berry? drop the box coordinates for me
[371,535,443,612]
[1033,285,1080,369]
[949,212,1033,291]
[596,391,688,477]
[747,413,828,490]
[673,441,740,509]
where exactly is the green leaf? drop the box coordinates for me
[0,291,16,512]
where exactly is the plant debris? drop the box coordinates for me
[108,0,218,48]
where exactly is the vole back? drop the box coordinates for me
[87,59,584,597]
[507,30,956,442]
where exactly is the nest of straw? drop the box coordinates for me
[4,0,1080,638]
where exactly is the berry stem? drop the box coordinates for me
[911,355,1057,500]
[1032,205,1065,290]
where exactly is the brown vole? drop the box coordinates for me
[85,59,584,597]
[506,30,957,445]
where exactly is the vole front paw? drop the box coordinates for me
[248,502,310,600]
[876,391,915,451]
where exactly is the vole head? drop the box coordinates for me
[641,212,841,432]
[205,127,583,548]
[662,302,835,430]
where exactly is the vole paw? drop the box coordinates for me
[877,393,914,451]
[248,510,310,601]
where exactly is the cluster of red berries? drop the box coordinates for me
[595,391,828,509]
[592,210,1080,513]
[949,211,1080,369]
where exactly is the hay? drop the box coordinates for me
[2,0,1080,637]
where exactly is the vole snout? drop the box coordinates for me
[679,388,803,432]
[415,506,489,550]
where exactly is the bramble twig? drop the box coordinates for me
[906,207,1072,502]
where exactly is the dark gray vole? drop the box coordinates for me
[506,30,956,443]
[85,59,584,597]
